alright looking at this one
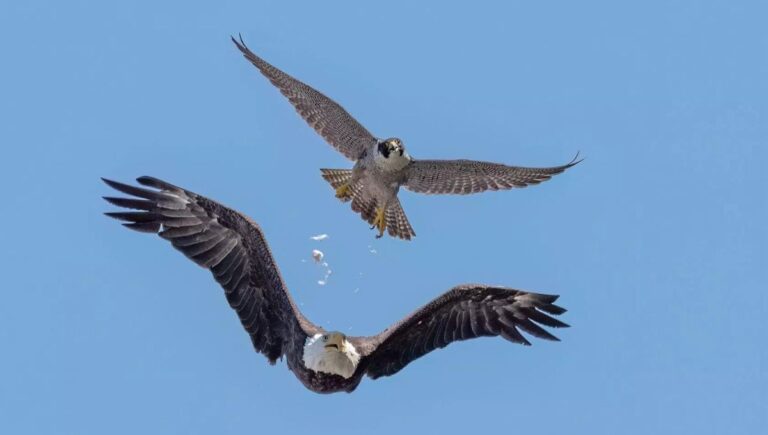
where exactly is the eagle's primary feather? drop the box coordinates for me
[103,176,568,393]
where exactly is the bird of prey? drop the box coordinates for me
[232,35,581,240]
[102,176,569,394]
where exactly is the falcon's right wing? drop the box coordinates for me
[233,35,377,161]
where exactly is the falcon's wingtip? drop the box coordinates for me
[231,33,251,53]
[567,151,584,167]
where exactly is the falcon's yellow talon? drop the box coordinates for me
[373,206,386,238]
[335,183,351,199]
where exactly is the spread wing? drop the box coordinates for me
[232,35,376,161]
[403,154,581,195]
[350,285,568,379]
[102,176,318,363]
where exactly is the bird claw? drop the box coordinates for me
[371,206,387,238]
[335,184,351,200]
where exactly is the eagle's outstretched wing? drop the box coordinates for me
[232,35,376,161]
[102,176,319,363]
[403,154,581,195]
[351,285,568,379]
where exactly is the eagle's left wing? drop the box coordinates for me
[403,155,581,195]
[349,285,568,379]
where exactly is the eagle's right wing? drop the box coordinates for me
[350,285,568,379]
[233,35,377,161]
[102,176,319,363]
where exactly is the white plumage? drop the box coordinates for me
[302,333,361,379]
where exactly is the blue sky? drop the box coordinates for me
[1,1,766,433]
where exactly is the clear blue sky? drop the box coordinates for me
[1,1,766,434]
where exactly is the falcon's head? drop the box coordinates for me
[375,138,411,171]
[378,138,406,158]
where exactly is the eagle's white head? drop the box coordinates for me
[375,138,411,171]
[302,332,361,379]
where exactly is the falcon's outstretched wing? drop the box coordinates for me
[351,285,568,379]
[232,35,376,161]
[403,154,581,195]
[102,176,318,363]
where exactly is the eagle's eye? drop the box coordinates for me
[323,334,329,340]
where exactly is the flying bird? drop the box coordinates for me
[232,35,581,240]
[102,176,569,394]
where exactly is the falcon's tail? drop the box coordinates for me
[349,189,415,241]
[384,198,416,241]
[323,168,415,240]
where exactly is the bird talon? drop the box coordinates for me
[371,206,387,238]
[335,183,351,199]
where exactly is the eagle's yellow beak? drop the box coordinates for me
[324,333,345,352]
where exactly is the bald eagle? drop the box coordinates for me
[102,176,569,394]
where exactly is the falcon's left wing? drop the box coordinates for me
[403,155,581,195]
[349,285,568,379]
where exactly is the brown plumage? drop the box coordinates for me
[234,34,581,240]
[103,176,569,393]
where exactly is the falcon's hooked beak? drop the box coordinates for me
[387,139,404,156]
[324,333,345,352]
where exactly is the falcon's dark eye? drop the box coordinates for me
[323,335,329,340]
[378,142,391,158]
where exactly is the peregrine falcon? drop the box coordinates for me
[233,36,581,240]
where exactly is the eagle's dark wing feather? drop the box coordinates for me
[403,154,581,195]
[350,285,568,379]
[232,35,376,161]
[102,176,318,363]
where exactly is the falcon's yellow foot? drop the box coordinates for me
[335,183,352,200]
[370,206,387,238]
